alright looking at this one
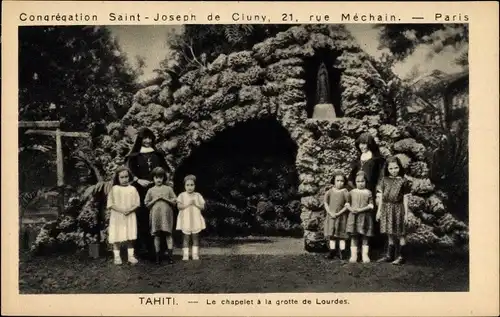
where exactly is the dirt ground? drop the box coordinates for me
[19,237,469,294]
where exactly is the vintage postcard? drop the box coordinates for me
[1,1,499,316]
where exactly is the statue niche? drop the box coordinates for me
[312,62,337,120]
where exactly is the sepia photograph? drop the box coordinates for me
[16,23,472,295]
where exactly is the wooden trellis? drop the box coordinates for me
[19,120,90,215]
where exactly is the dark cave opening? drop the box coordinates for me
[173,118,302,237]
[304,49,343,118]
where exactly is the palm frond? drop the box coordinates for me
[19,188,55,218]
[71,149,104,182]
[18,144,52,153]
[82,184,98,201]
[20,192,39,210]
[240,25,254,34]
[81,180,113,201]
[224,25,244,44]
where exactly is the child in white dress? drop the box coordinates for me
[107,166,141,265]
[176,175,206,260]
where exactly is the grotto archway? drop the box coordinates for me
[173,118,302,237]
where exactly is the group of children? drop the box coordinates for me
[323,156,411,265]
[105,133,410,266]
[107,166,206,265]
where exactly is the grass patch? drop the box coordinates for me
[19,248,468,294]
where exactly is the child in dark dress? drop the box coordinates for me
[348,132,385,250]
[346,171,375,263]
[145,167,177,265]
[376,156,411,265]
[323,170,350,260]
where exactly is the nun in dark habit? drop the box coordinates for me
[347,132,385,194]
[126,127,170,260]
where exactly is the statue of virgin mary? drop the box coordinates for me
[312,62,337,119]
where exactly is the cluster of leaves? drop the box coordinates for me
[30,192,104,254]
[19,26,141,192]
[363,56,415,125]
[19,26,139,129]
[372,24,469,134]
[429,124,468,222]
[155,25,294,90]
[199,158,302,237]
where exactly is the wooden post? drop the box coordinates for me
[55,128,65,216]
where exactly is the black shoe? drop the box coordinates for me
[392,245,405,265]
[377,244,395,263]
[325,250,335,259]
[155,252,162,265]
[166,249,174,264]
[338,249,344,260]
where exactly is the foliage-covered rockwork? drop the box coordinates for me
[29,24,468,254]
[29,188,106,254]
[299,119,468,252]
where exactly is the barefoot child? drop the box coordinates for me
[346,171,375,263]
[176,175,206,261]
[323,170,350,260]
[144,167,177,265]
[376,156,411,265]
[107,166,141,265]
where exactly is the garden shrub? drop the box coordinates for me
[429,124,469,222]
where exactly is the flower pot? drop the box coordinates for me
[89,243,100,259]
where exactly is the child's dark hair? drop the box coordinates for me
[384,156,405,177]
[355,171,369,184]
[113,166,134,185]
[331,169,347,184]
[355,132,381,157]
[184,174,196,184]
[151,167,167,180]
